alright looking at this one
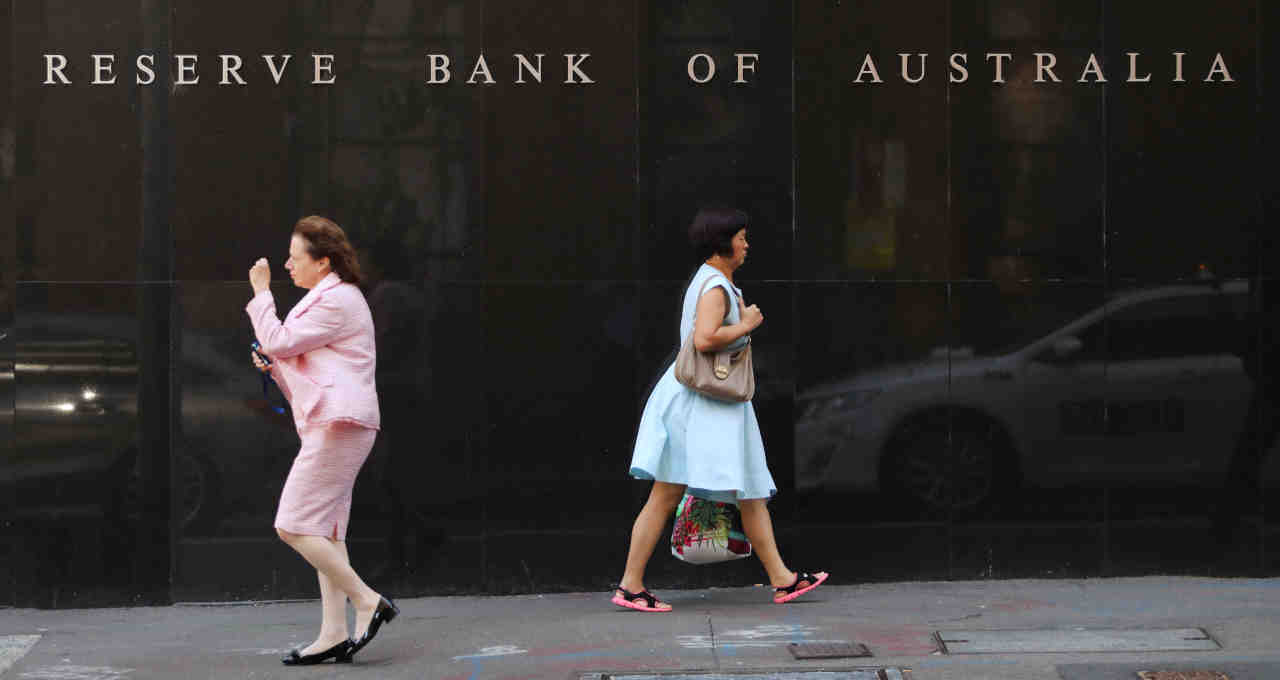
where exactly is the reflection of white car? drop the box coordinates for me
[796,280,1278,511]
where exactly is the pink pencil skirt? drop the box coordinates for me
[274,421,377,541]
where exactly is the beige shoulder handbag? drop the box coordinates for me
[673,277,755,402]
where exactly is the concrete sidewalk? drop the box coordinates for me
[1,577,1278,679]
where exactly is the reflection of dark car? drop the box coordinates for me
[6,331,145,530]
[3,315,301,534]
[796,280,1279,511]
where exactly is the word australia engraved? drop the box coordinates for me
[854,51,1235,84]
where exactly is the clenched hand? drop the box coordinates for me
[249,258,271,295]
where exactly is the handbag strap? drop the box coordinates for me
[692,272,735,325]
[683,270,753,356]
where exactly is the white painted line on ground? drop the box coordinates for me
[0,636,41,676]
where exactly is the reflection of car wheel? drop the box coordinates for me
[178,453,222,535]
[121,451,224,534]
[107,447,141,526]
[880,408,1018,516]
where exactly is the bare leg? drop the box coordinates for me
[334,541,383,639]
[278,530,382,638]
[616,481,686,608]
[738,499,796,587]
[298,568,350,655]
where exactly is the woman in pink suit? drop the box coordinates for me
[246,216,398,666]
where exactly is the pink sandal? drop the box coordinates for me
[611,586,672,613]
[773,571,829,604]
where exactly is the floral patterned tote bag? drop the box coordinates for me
[670,493,753,564]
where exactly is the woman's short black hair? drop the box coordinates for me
[688,205,749,261]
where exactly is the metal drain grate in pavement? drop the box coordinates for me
[788,642,872,660]
[584,669,911,680]
[937,628,1220,654]
[1137,673,1230,680]
[1056,663,1274,680]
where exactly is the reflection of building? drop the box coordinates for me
[967,2,1106,284]
[305,0,471,283]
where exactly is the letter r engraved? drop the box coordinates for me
[44,54,70,85]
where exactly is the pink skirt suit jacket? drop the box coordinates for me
[246,272,381,541]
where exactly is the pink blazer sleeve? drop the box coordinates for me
[245,290,350,360]
[244,281,380,430]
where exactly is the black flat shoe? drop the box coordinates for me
[348,595,400,658]
[281,639,354,666]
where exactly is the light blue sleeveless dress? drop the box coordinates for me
[629,264,777,503]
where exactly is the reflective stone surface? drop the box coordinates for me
[795,1,952,282]
[6,284,157,607]
[1104,3,1260,283]
[11,1,143,283]
[2,0,1274,607]
[646,0,793,282]
[0,0,13,603]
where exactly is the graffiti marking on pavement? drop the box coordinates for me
[452,645,529,660]
[721,624,823,640]
[1,636,42,676]
[20,665,133,680]
[680,623,843,649]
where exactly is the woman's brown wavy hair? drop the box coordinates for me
[292,215,363,286]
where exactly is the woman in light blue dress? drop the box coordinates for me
[612,206,828,612]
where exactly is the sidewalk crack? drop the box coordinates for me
[708,615,720,668]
